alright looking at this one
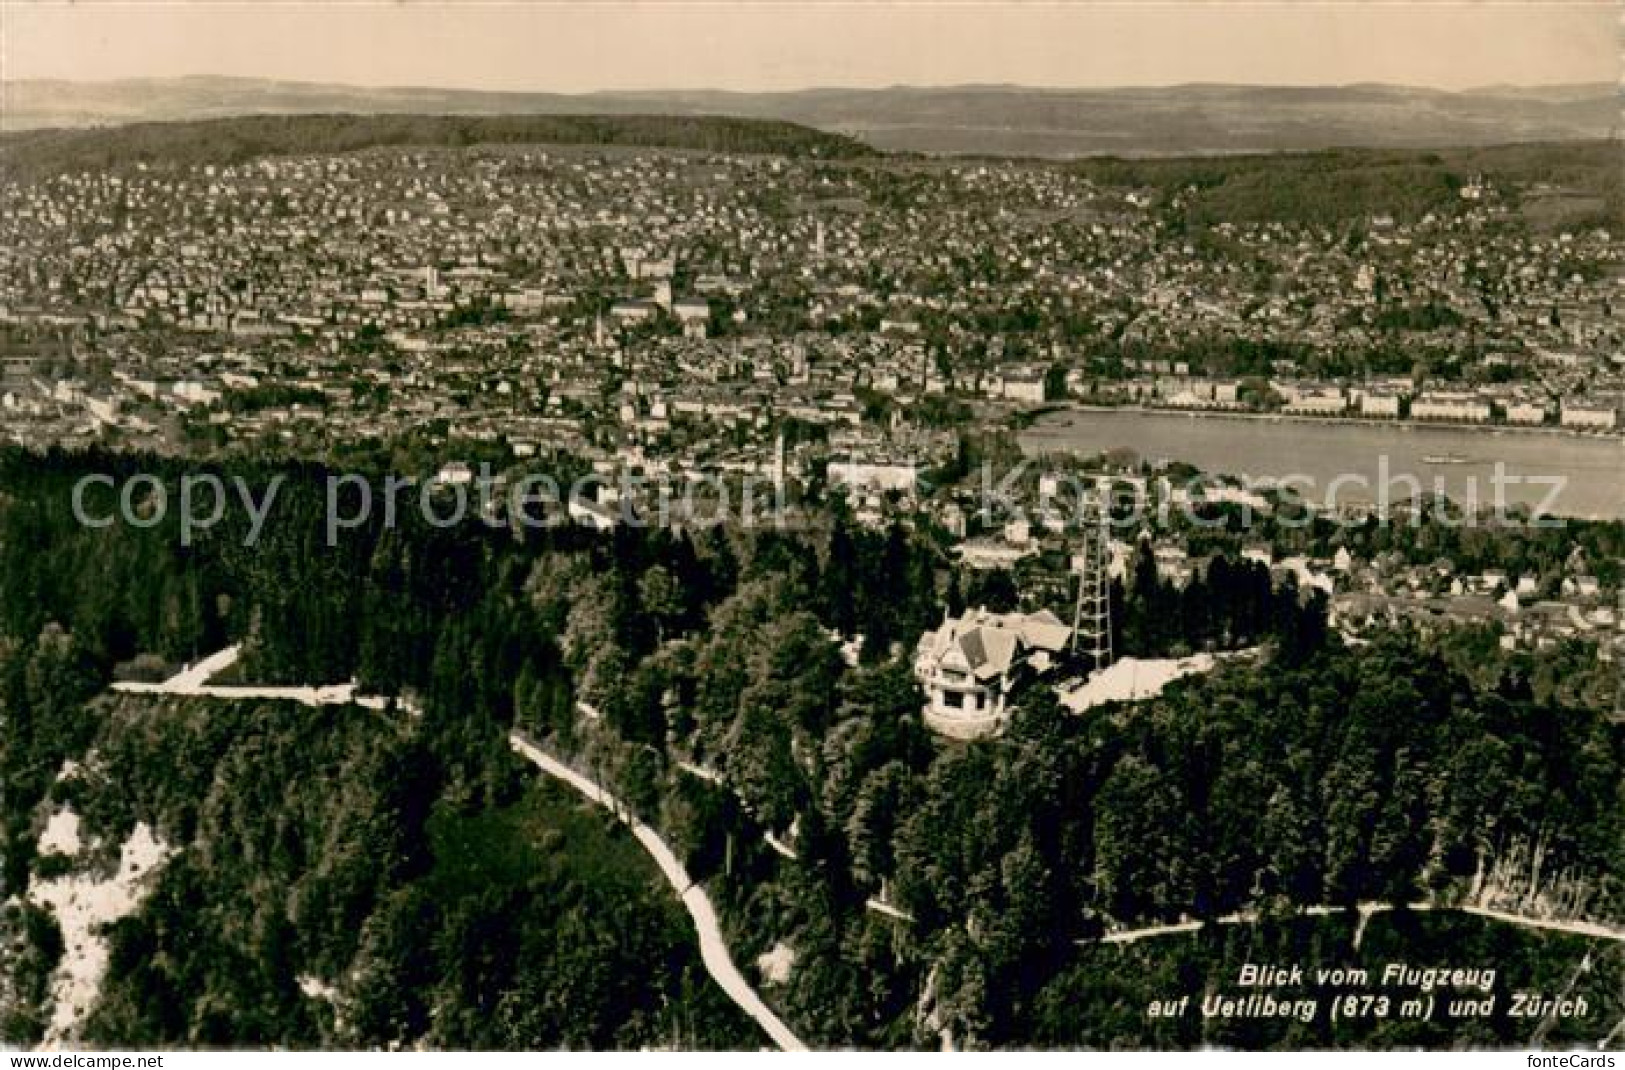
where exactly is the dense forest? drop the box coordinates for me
[0,113,877,180]
[637,607,1620,1046]
[62,693,751,1048]
[1069,140,1623,227]
[1,446,1619,1048]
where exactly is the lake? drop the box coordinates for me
[1020,408,1624,520]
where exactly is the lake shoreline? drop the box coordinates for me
[1025,403,1624,442]
[1016,405,1624,520]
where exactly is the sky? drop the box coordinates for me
[3,1,1618,92]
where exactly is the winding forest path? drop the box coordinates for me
[509,732,807,1052]
[109,649,807,1052]
[112,646,401,712]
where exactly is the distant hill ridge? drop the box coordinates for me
[2,77,1616,157]
[0,113,877,177]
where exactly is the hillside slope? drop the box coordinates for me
[0,112,876,178]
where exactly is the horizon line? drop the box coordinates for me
[4,74,1615,96]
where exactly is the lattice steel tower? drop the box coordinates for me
[1071,496,1113,671]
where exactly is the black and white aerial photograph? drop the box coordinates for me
[0,0,1621,1056]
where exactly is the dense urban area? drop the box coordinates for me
[4,126,1623,446]
[0,116,1621,1051]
